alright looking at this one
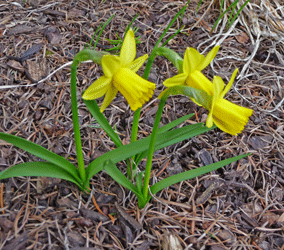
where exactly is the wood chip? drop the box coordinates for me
[7,60,25,73]
[196,181,223,205]
[24,57,47,82]
[115,202,142,231]
[7,25,35,35]
[162,233,183,250]
[80,207,109,223]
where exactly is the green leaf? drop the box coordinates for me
[84,99,123,147]
[135,123,214,164]
[156,113,195,134]
[227,0,251,28]
[86,123,215,181]
[133,113,195,163]
[93,14,115,50]
[155,124,215,150]
[159,86,212,110]
[0,162,83,188]
[103,160,143,199]
[143,0,190,80]
[150,153,250,195]
[136,171,144,193]
[211,0,239,32]
[155,47,184,73]
[0,133,81,183]
[161,25,185,49]
[196,0,203,12]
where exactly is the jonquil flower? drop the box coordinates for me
[163,46,220,94]
[206,69,253,135]
[83,29,155,112]
[163,47,253,135]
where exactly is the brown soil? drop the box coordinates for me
[0,0,284,249]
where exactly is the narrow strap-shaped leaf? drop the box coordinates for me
[103,160,143,199]
[158,113,195,133]
[86,123,215,181]
[0,133,81,183]
[0,161,83,188]
[84,99,123,147]
[155,124,215,151]
[150,153,250,195]
[133,113,195,163]
[135,123,212,164]
[136,172,144,193]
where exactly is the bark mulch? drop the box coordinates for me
[0,0,284,249]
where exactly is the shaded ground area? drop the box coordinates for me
[0,0,284,249]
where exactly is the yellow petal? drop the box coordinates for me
[113,68,155,111]
[102,55,121,77]
[186,71,213,96]
[213,76,225,97]
[197,46,220,71]
[120,29,136,67]
[82,76,111,100]
[163,73,188,87]
[206,76,224,128]
[213,99,253,135]
[220,68,238,99]
[129,54,148,73]
[183,47,204,73]
[100,85,118,112]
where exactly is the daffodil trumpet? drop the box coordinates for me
[205,69,253,135]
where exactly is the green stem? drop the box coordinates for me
[143,52,156,81]
[128,108,141,178]
[131,108,141,143]
[71,63,86,184]
[142,99,166,200]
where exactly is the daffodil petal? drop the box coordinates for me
[82,76,111,100]
[102,55,121,78]
[120,29,136,67]
[129,54,148,73]
[100,85,118,112]
[206,75,224,128]
[163,73,188,87]
[213,76,225,98]
[197,46,220,71]
[113,68,155,111]
[213,99,253,135]
[184,47,204,73]
[186,71,213,96]
[220,68,238,99]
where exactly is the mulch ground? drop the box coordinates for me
[1,0,284,249]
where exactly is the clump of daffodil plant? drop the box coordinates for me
[0,2,253,208]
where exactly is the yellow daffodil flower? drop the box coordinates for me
[163,47,252,135]
[82,29,155,112]
[205,69,253,135]
[163,46,220,94]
